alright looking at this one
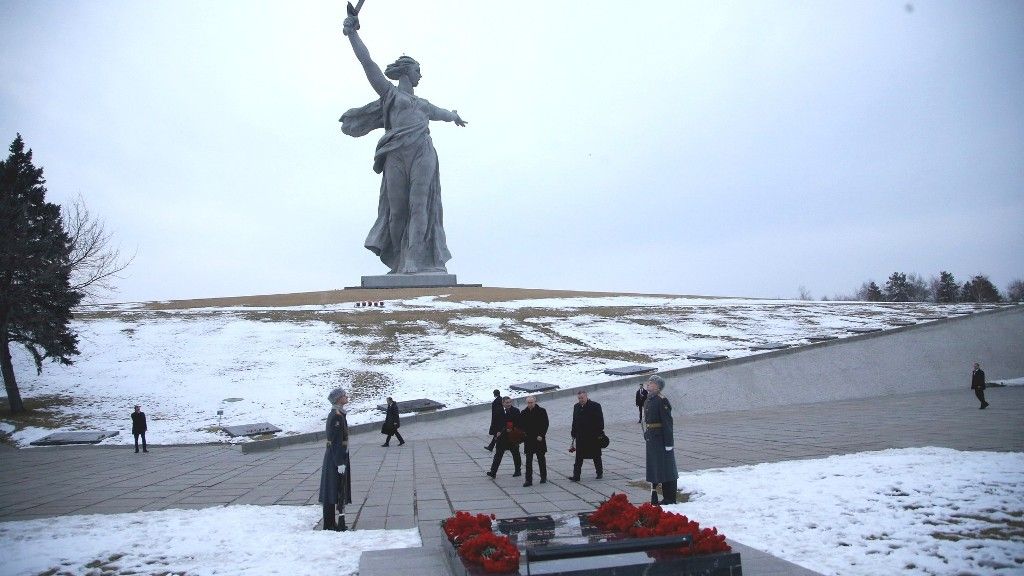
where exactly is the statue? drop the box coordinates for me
[340,3,468,276]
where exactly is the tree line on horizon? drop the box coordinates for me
[811,271,1023,303]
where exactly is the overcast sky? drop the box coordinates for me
[2,0,1022,302]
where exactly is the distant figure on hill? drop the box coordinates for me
[635,381,649,423]
[485,389,502,451]
[971,362,989,409]
[131,405,148,453]
[381,396,405,446]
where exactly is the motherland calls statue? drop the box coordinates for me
[340,3,467,279]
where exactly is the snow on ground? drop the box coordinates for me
[669,447,1024,576]
[993,376,1024,386]
[0,449,1019,575]
[0,505,420,576]
[2,296,1000,446]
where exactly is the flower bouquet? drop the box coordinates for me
[442,511,520,574]
[589,493,731,557]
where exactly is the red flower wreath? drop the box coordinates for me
[457,530,521,573]
[442,511,495,546]
[589,493,732,557]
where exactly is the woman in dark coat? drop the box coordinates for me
[517,396,548,486]
[570,390,604,481]
[381,396,405,446]
[319,387,352,531]
[643,375,679,505]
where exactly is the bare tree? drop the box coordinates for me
[62,195,133,303]
[797,285,813,300]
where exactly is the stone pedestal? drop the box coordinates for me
[360,274,459,289]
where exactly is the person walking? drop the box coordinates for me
[486,397,522,478]
[319,387,352,531]
[131,405,148,453]
[517,396,548,486]
[972,362,990,409]
[485,389,502,451]
[381,396,405,446]
[635,381,649,423]
[643,375,679,505]
[569,390,604,481]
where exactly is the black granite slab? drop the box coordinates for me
[687,352,729,361]
[848,327,883,333]
[748,342,791,351]
[510,381,560,393]
[376,398,447,413]
[444,513,742,576]
[603,365,658,376]
[221,422,282,437]
[30,431,119,446]
[806,335,839,342]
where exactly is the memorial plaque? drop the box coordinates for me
[30,431,119,446]
[806,335,839,342]
[510,381,560,393]
[748,342,790,351]
[221,422,282,437]
[687,352,728,361]
[444,513,742,576]
[375,398,446,413]
[951,310,973,315]
[888,319,916,326]
[915,315,946,321]
[603,365,658,376]
[848,327,882,334]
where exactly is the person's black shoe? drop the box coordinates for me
[485,445,493,452]
[569,476,580,482]
[336,518,348,532]
[982,402,990,409]
[381,443,389,447]
[135,449,139,453]
[143,449,148,453]
[522,481,532,487]
[595,473,603,480]
[512,471,522,477]
[486,471,496,478]
[398,441,405,446]
[539,478,546,484]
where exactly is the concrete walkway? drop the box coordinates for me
[2,385,1021,574]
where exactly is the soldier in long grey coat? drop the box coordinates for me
[319,387,352,531]
[643,375,678,505]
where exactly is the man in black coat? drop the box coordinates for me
[486,396,522,478]
[381,396,405,446]
[635,382,649,423]
[517,396,548,486]
[131,405,148,453]
[485,389,502,451]
[570,390,604,481]
[972,362,989,409]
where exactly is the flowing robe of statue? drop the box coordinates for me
[341,86,454,274]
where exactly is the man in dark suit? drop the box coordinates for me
[635,381,649,423]
[972,362,989,409]
[131,405,148,453]
[570,390,604,481]
[517,396,548,486]
[485,389,502,451]
[486,396,522,478]
[381,396,405,446]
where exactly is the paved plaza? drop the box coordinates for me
[2,385,1022,574]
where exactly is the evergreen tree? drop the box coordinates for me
[960,275,1002,303]
[1007,279,1024,303]
[0,135,83,414]
[856,281,884,302]
[883,272,911,302]
[932,271,959,303]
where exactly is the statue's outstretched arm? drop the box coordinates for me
[425,103,468,127]
[343,16,390,98]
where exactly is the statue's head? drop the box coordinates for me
[385,56,421,86]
